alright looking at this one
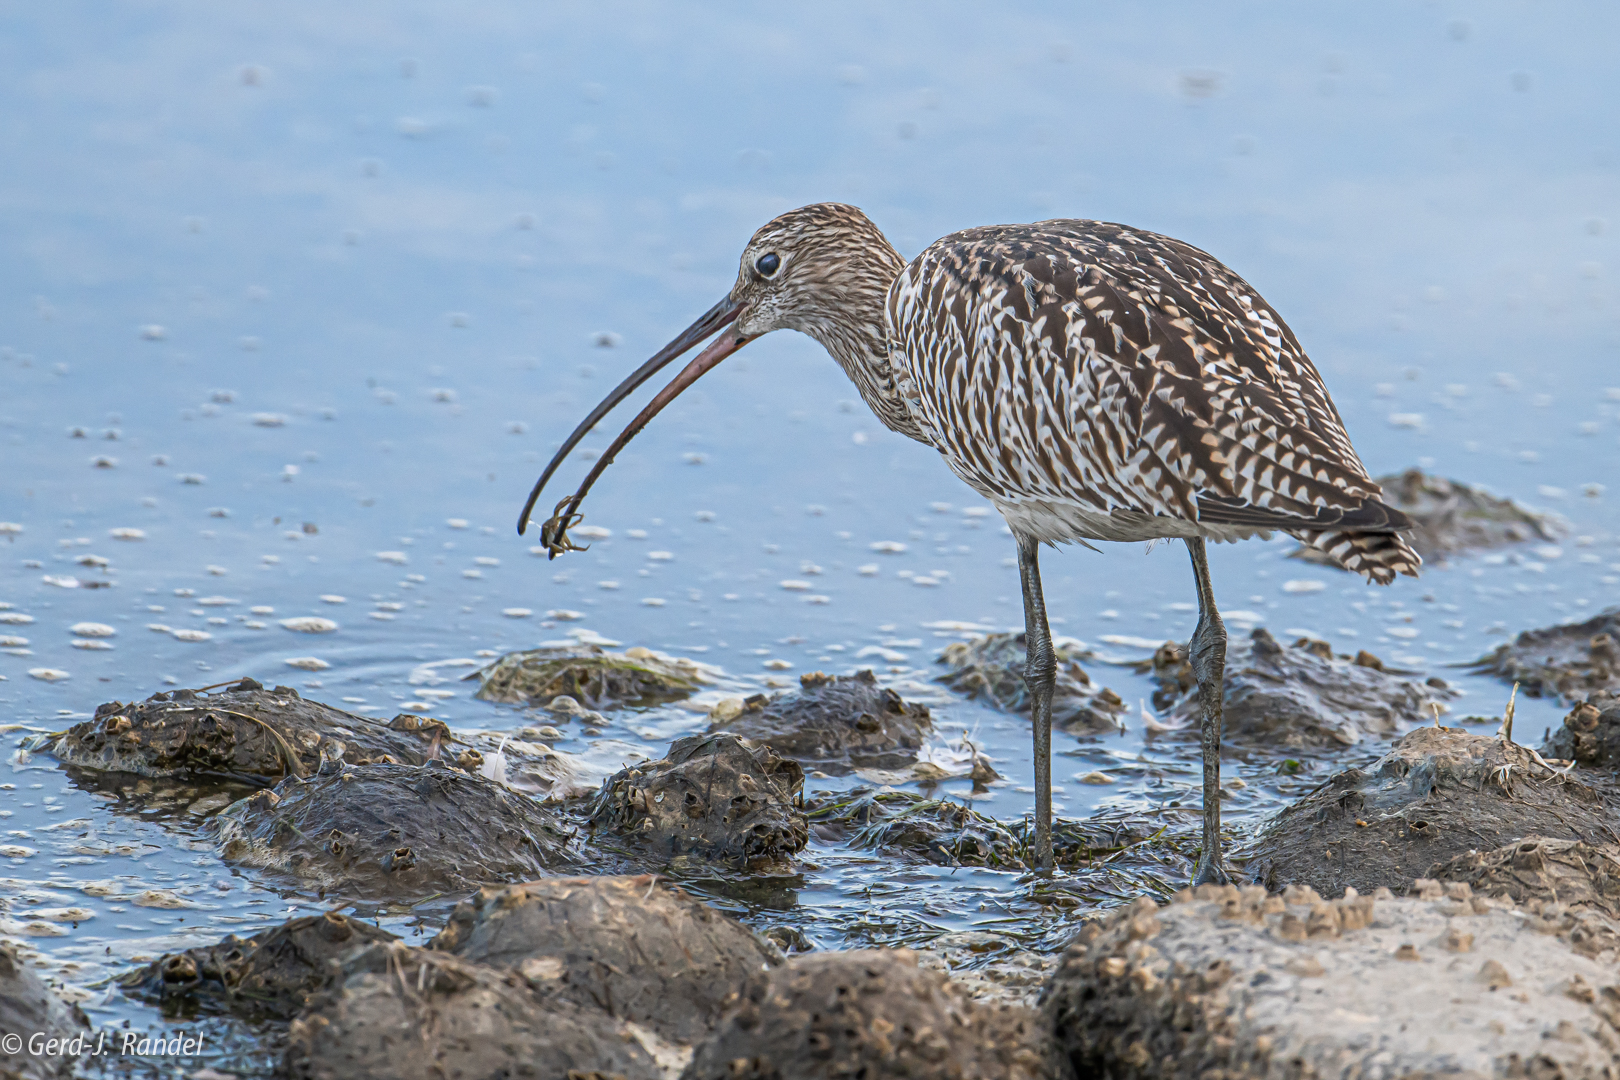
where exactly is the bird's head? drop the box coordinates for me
[517,202,901,554]
[729,202,903,343]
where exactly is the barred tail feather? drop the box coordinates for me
[1290,529,1421,585]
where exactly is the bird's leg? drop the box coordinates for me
[1185,537,1232,886]
[1016,536,1056,871]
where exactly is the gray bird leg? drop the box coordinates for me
[1185,536,1232,886]
[1017,536,1056,871]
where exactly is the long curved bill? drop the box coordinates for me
[517,295,750,556]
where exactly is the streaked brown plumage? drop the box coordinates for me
[519,201,1419,882]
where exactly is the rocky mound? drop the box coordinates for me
[1468,610,1620,700]
[588,732,808,874]
[42,678,455,780]
[1243,726,1611,896]
[121,911,398,1019]
[428,875,778,1044]
[936,632,1125,735]
[1150,629,1453,748]
[1292,467,1564,565]
[283,942,659,1080]
[216,760,579,899]
[707,670,932,775]
[682,949,1046,1080]
[1043,885,1617,1080]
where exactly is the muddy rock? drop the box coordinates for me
[683,950,1047,1080]
[120,911,397,1019]
[1544,691,1620,765]
[1043,887,1617,1080]
[41,678,456,781]
[1292,467,1564,566]
[0,942,88,1080]
[470,643,708,707]
[937,632,1125,735]
[811,788,1024,868]
[284,941,658,1080]
[707,670,932,775]
[1244,726,1611,897]
[428,875,777,1043]
[1469,609,1620,700]
[809,789,1158,875]
[1430,836,1620,927]
[1152,629,1452,748]
[588,733,807,874]
[216,760,579,899]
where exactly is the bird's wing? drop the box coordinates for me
[886,219,1398,530]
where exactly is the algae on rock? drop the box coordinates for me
[470,643,709,706]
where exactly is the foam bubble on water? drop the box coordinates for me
[279,616,338,633]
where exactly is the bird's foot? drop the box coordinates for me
[1189,851,1234,888]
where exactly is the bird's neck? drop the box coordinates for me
[797,244,930,443]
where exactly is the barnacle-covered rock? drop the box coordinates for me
[587,733,807,874]
[936,632,1125,734]
[284,942,659,1080]
[39,678,455,780]
[429,875,778,1043]
[1244,726,1610,897]
[1044,886,1615,1080]
[120,911,397,1019]
[707,670,931,775]
[1149,629,1453,748]
[216,761,579,899]
[683,950,1046,1080]
[1471,613,1620,701]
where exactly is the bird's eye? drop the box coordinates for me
[755,252,781,277]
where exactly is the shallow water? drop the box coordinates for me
[2,1,1618,1074]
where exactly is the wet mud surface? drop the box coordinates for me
[936,632,1125,735]
[1470,609,1620,701]
[682,949,1047,1080]
[707,670,932,776]
[470,644,710,707]
[429,875,778,1044]
[120,911,398,1021]
[284,941,661,1080]
[587,732,808,874]
[215,761,580,902]
[1242,726,1615,896]
[1150,629,1454,747]
[38,679,456,782]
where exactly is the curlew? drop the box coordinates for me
[519,204,1419,883]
